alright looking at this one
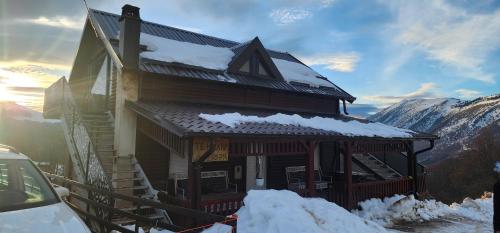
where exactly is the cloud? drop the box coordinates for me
[360,82,440,107]
[300,52,360,72]
[381,0,500,83]
[269,8,312,25]
[0,60,69,111]
[455,89,481,99]
[17,16,84,30]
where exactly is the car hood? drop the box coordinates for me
[0,202,91,233]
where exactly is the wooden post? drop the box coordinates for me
[186,138,194,208]
[344,141,353,209]
[307,141,316,197]
[407,141,418,196]
[193,164,202,210]
[408,142,418,198]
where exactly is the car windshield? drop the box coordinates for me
[0,159,59,212]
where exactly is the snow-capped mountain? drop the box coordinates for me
[369,95,500,164]
[0,102,59,123]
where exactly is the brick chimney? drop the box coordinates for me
[119,4,141,70]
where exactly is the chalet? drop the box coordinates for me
[43,4,436,226]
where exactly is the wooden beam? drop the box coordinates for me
[344,141,353,209]
[306,141,316,197]
[407,141,418,197]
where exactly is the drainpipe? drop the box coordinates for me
[342,99,349,115]
[412,139,435,197]
[414,140,435,156]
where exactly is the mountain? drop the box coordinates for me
[0,101,60,123]
[369,95,500,164]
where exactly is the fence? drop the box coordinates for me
[45,173,236,233]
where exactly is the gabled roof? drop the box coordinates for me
[227,37,284,81]
[87,9,356,102]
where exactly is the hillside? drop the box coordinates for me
[0,102,68,169]
[369,95,500,164]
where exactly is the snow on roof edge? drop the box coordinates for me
[199,112,415,138]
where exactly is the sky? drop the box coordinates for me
[0,0,499,114]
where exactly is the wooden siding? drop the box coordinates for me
[139,77,340,115]
[135,131,170,190]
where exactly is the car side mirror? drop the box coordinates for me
[54,186,70,198]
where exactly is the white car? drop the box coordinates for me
[0,145,91,233]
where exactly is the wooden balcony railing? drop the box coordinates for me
[201,196,245,216]
[328,175,427,209]
[351,177,413,205]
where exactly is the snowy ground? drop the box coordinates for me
[118,190,493,233]
[354,193,493,233]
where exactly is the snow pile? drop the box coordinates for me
[272,58,335,88]
[354,195,452,226]
[91,59,108,95]
[236,190,388,233]
[354,194,493,226]
[449,196,493,223]
[199,112,415,138]
[201,223,233,233]
[140,33,235,70]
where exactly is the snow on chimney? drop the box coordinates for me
[119,4,141,70]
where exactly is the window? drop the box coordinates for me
[258,61,269,76]
[0,160,59,212]
[240,60,250,72]
[239,53,271,77]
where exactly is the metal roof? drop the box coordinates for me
[127,101,436,139]
[89,9,356,102]
[140,61,352,99]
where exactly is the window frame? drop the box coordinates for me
[0,159,61,213]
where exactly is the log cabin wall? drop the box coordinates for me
[139,76,340,115]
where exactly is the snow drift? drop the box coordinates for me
[354,193,493,226]
[236,190,388,233]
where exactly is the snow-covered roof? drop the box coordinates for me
[272,58,336,88]
[140,33,235,70]
[87,9,356,101]
[127,101,435,139]
[91,59,108,95]
[139,33,336,87]
[199,112,415,138]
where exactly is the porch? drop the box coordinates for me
[129,101,435,214]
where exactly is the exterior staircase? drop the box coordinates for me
[81,112,171,225]
[352,153,401,180]
[81,113,115,177]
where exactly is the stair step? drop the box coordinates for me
[119,205,154,212]
[112,218,136,225]
[139,194,155,199]
[115,185,147,190]
[114,170,139,174]
[112,177,144,182]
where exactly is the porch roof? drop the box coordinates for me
[127,101,437,140]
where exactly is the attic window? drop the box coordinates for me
[240,60,250,72]
[239,53,271,77]
[258,61,269,76]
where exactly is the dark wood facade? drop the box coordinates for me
[139,75,340,116]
